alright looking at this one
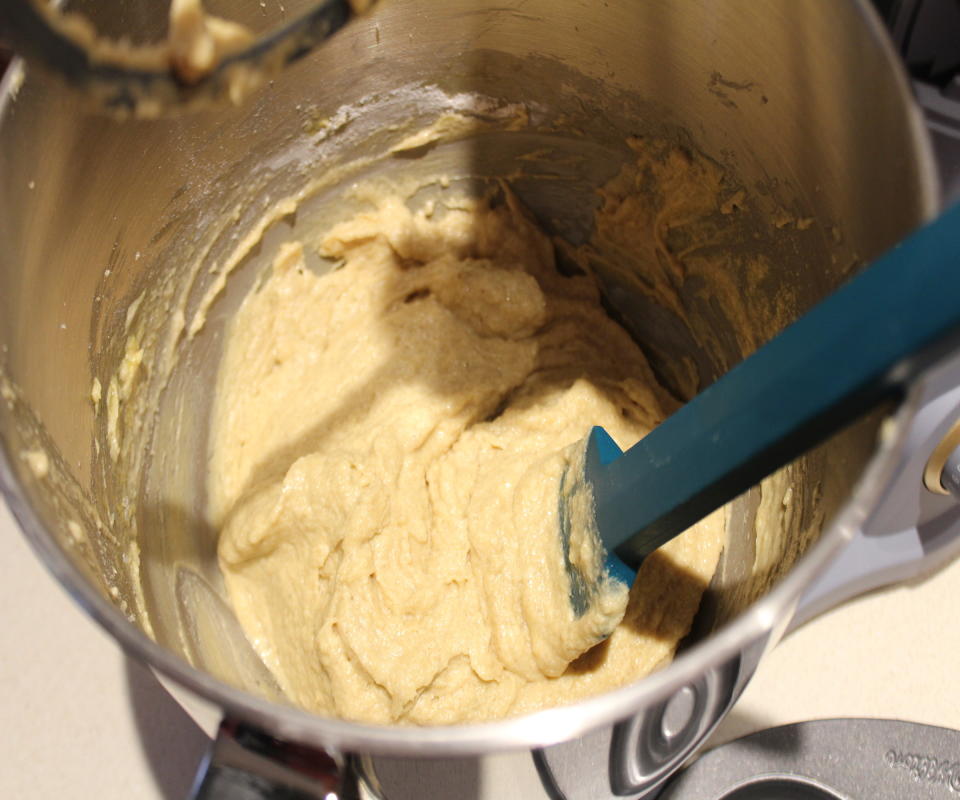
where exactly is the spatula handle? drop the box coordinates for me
[596,204,960,567]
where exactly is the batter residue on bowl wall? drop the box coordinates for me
[209,163,725,723]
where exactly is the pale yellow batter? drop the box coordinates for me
[210,188,724,724]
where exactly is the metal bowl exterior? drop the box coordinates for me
[0,0,938,777]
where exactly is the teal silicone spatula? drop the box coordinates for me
[564,202,960,615]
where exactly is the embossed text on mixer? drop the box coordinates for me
[885,748,960,792]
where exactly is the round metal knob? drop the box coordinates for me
[923,417,960,497]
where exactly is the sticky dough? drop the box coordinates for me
[210,189,725,724]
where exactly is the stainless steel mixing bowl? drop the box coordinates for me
[0,1,941,797]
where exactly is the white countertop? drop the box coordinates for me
[4,493,960,799]
[0,499,209,799]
